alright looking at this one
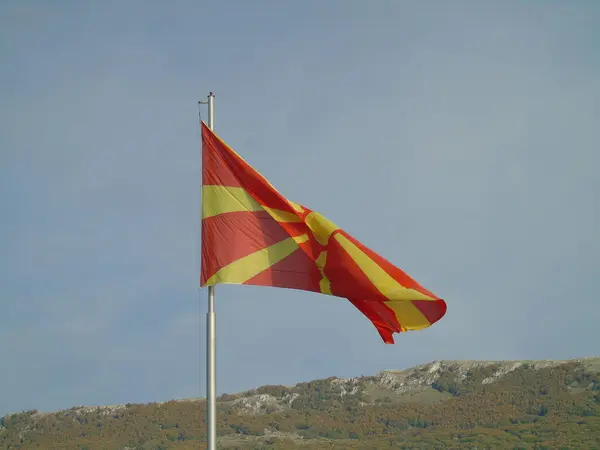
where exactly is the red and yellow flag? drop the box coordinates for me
[200,123,446,343]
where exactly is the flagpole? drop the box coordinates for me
[200,91,217,450]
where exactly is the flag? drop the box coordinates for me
[200,122,446,343]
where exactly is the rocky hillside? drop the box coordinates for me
[1,357,599,449]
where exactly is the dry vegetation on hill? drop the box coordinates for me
[1,358,599,449]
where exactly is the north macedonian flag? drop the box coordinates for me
[200,122,446,343]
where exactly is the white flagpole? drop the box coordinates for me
[199,91,217,449]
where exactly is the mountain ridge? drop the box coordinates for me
[2,357,599,448]
[12,357,598,416]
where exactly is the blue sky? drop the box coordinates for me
[1,0,599,416]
